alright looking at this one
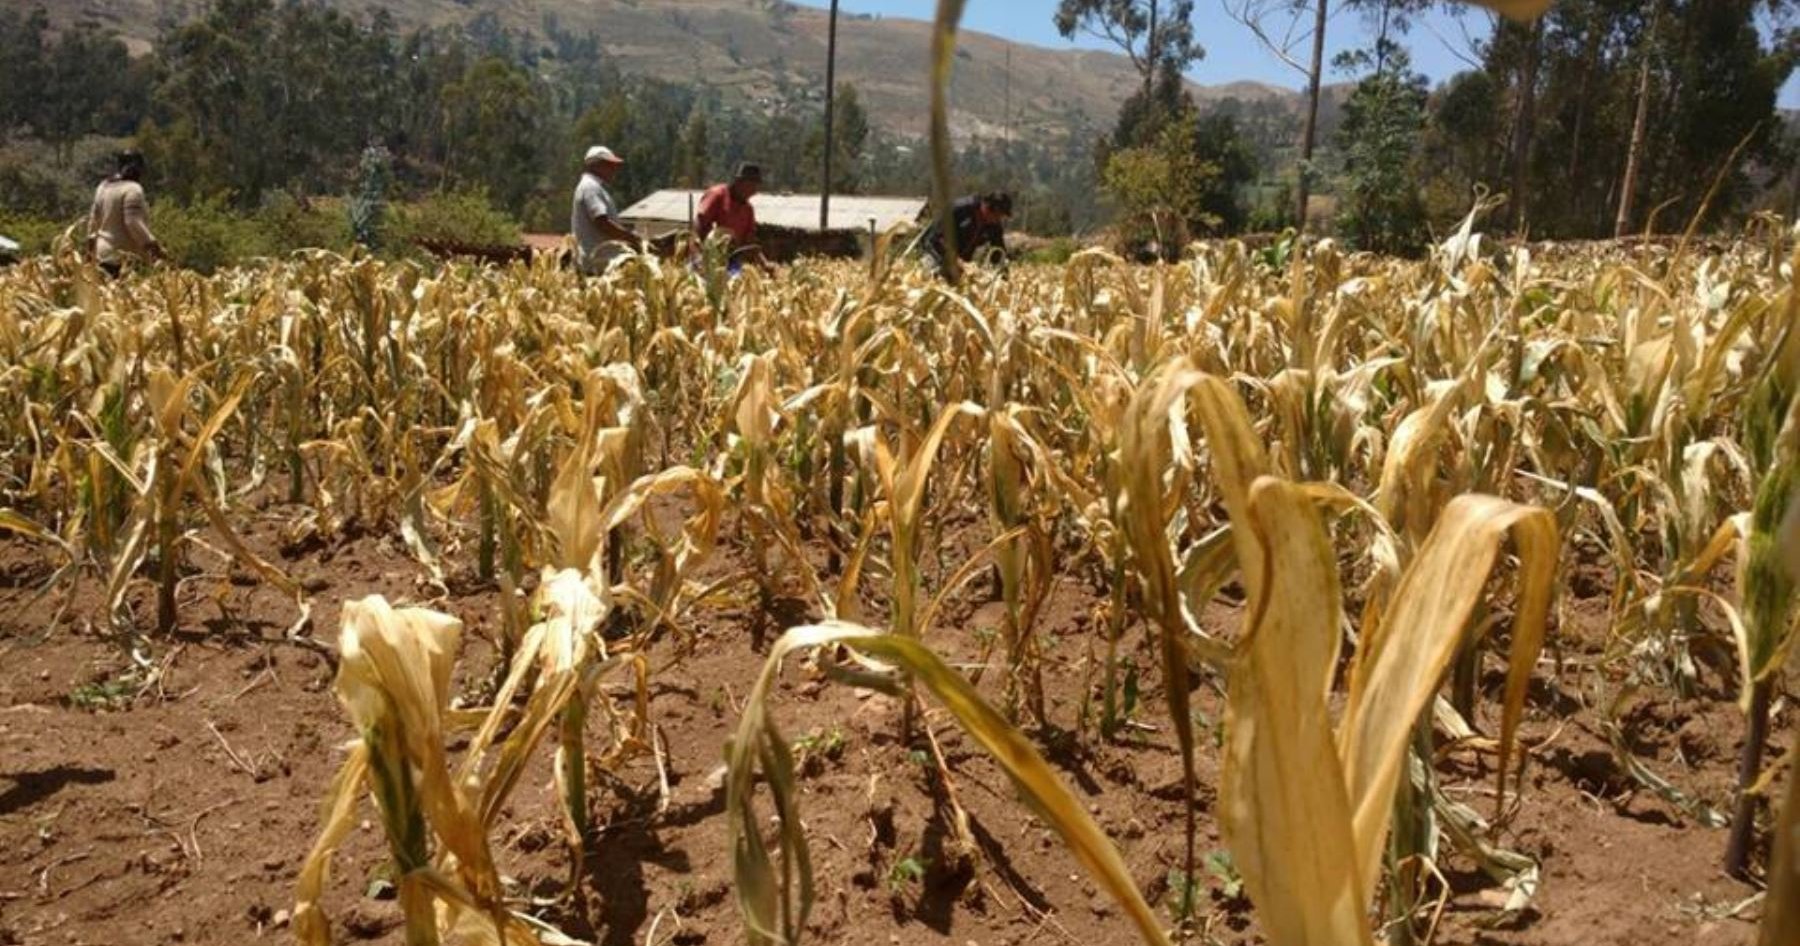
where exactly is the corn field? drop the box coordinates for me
[0,211,1797,946]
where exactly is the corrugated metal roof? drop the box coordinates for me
[618,190,927,233]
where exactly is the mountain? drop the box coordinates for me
[16,0,1308,140]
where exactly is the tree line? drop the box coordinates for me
[1,0,1796,255]
[1068,0,1799,252]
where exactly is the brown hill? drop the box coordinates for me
[17,0,1307,139]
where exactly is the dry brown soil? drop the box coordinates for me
[0,498,1783,946]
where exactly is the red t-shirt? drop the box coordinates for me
[696,184,757,245]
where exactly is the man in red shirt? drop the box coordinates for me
[695,163,767,269]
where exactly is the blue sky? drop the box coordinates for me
[791,0,1800,107]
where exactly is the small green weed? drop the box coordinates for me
[792,725,849,774]
[67,675,136,712]
[887,856,927,893]
[1166,867,1202,924]
[1205,848,1243,900]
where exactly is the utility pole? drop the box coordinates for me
[820,0,840,231]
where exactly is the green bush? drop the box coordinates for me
[0,212,79,256]
[255,190,352,256]
[1244,183,1296,235]
[1019,236,1078,265]
[153,196,275,273]
[390,189,522,251]
[0,136,127,216]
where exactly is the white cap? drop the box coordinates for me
[584,145,623,165]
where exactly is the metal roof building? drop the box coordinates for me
[618,190,928,238]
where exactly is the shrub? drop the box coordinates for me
[390,188,522,252]
[1018,236,1078,265]
[0,136,127,217]
[0,212,79,256]
[154,196,275,274]
[255,190,352,256]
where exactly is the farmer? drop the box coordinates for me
[571,145,642,274]
[921,191,1012,274]
[86,150,164,276]
[696,163,762,246]
[695,162,772,271]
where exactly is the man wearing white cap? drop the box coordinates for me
[571,146,641,274]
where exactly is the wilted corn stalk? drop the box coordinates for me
[836,399,982,745]
[1114,361,1272,906]
[884,401,983,643]
[1020,360,1133,739]
[781,304,891,573]
[529,381,674,863]
[1220,484,1557,946]
[984,405,1054,722]
[298,582,620,944]
[726,620,1170,946]
[1725,309,1800,877]
[296,596,535,946]
[101,368,302,636]
[1759,726,1800,946]
[728,351,823,609]
[458,569,616,883]
[428,418,545,650]
[592,465,725,646]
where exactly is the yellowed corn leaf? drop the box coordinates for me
[465,570,603,826]
[1338,495,1558,891]
[732,352,779,449]
[546,437,603,573]
[173,376,250,487]
[1223,477,1371,946]
[892,401,983,533]
[293,743,369,946]
[1376,378,1465,542]
[145,367,196,439]
[1119,363,1270,627]
[0,508,51,541]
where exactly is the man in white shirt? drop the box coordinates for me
[570,146,641,274]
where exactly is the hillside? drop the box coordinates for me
[14,0,1305,139]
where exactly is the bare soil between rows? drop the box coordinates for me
[0,496,1784,946]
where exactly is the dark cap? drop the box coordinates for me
[981,191,1013,216]
[735,162,764,182]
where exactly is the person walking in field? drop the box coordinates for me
[694,162,771,271]
[571,145,642,274]
[87,150,164,276]
[921,191,1012,275]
